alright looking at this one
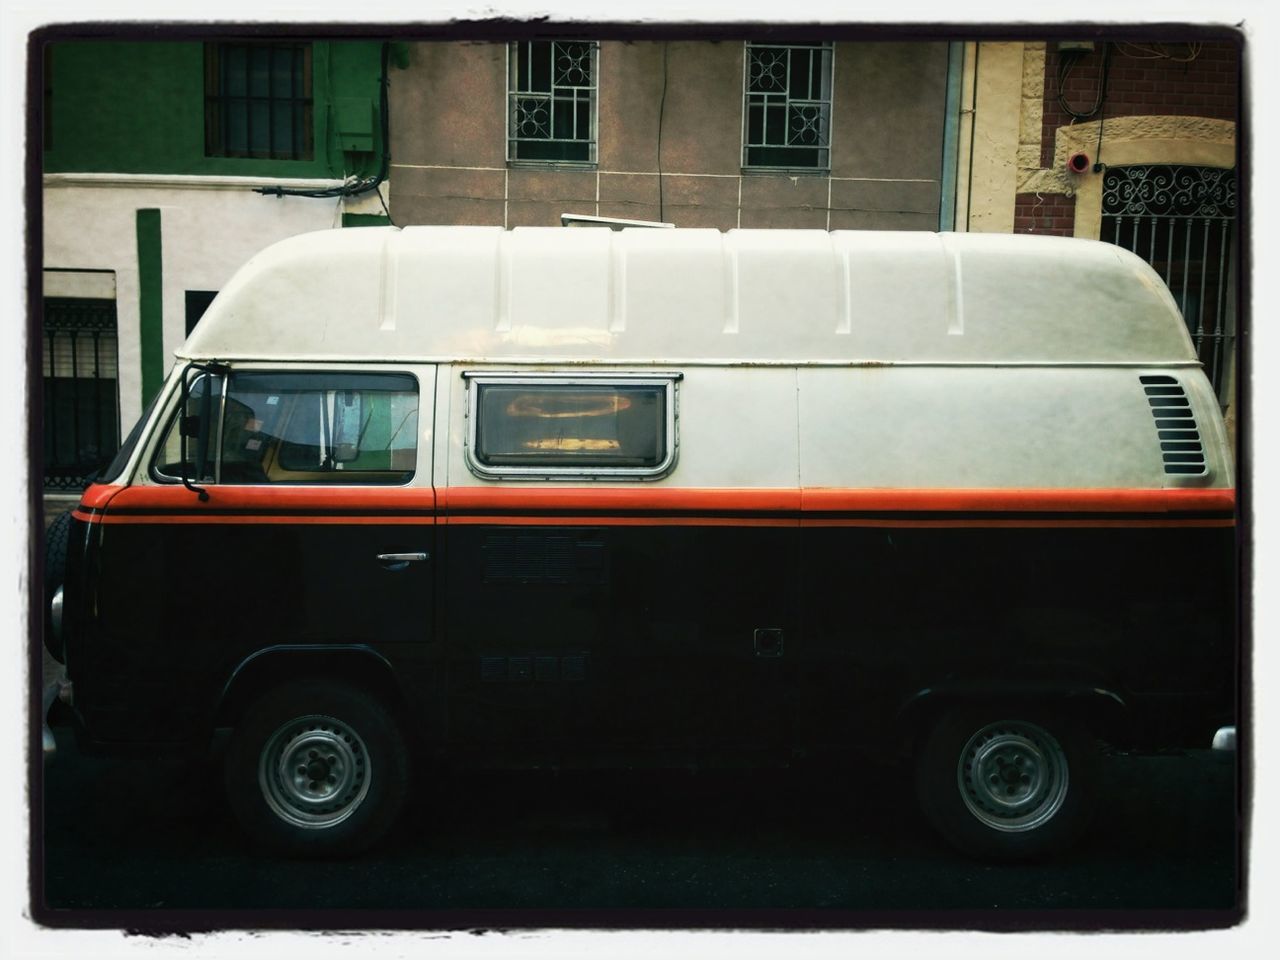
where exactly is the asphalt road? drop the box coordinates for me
[33,728,1244,930]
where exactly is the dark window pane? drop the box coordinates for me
[206,43,312,160]
[250,101,270,154]
[249,46,271,96]
[764,103,786,145]
[224,46,247,96]
[476,383,666,469]
[184,290,218,337]
[271,47,293,98]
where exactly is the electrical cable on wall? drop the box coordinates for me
[1056,41,1112,121]
[1115,41,1202,63]
[1093,112,1106,174]
[256,41,394,218]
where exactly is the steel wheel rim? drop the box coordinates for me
[258,714,371,830]
[957,720,1069,833]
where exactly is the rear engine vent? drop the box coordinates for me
[1139,375,1207,476]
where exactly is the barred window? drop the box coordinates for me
[743,42,833,171]
[508,40,598,164]
[205,42,314,160]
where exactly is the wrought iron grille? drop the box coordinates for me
[43,298,121,492]
[1101,165,1237,401]
[205,42,314,161]
[743,42,833,170]
[508,41,598,163]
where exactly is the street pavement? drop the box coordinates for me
[34,728,1242,929]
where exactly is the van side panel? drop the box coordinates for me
[69,487,439,744]
[797,522,1236,750]
[439,517,800,754]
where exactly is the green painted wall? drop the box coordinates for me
[44,40,384,180]
[135,209,164,404]
[341,213,392,227]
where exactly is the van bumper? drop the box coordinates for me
[1211,725,1236,751]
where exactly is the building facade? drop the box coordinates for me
[957,39,1239,424]
[39,34,1241,497]
[41,39,390,495]
[388,39,955,231]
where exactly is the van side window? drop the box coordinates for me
[466,374,677,479]
[221,372,418,484]
[151,371,418,485]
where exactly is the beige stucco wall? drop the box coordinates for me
[388,40,948,231]
[962,42,1025,233]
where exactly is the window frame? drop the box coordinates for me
[463,371,681,481]
[741,41,834,173]
[148,369,225,486]
[204,41,315,162]
[148,368,421,487]
[506,40,600,167]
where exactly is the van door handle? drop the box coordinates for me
[377,552,429,571]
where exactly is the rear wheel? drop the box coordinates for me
[915,709,1097,860]
[224,680,408,857]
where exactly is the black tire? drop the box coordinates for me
[44,510,72,662]
[224,679,409,857]
[45,510,71,601]
[914,708,1097,861]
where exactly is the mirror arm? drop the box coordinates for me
[178,361,227,502]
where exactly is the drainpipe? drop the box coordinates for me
[939,41,965,232]
[952,42,980,234]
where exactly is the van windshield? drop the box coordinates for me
[97,389,162,485]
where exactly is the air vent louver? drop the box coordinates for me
[1139,376,1207,475]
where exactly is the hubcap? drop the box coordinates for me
[957,720,1069,833]
[258,715,371,829]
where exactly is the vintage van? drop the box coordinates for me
[46,225,1238,860]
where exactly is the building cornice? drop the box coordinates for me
[43,172,349,191]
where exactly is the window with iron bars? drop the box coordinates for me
[508,40,598,164]
[743,42,833,171]
[205,42,314,161]
[43,297,121,492]
[1100,164,1237,406]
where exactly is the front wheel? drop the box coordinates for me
[224,680,409,857]
[915,709,1097,861]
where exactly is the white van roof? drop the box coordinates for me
[180,226,1198,366]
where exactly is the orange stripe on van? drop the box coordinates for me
[100,514,436,526]
[438,487,803,513]
[799,487,1235,514]
[99,485,437,512]
[78,484,1234,527]
[445,515,1231,529]
[446,515,800,528]
[798,518,1234,529]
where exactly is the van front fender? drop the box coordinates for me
[214,644,413,733]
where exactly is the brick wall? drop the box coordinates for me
[1039,41,1239,168]
[1013,192,1076,236]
